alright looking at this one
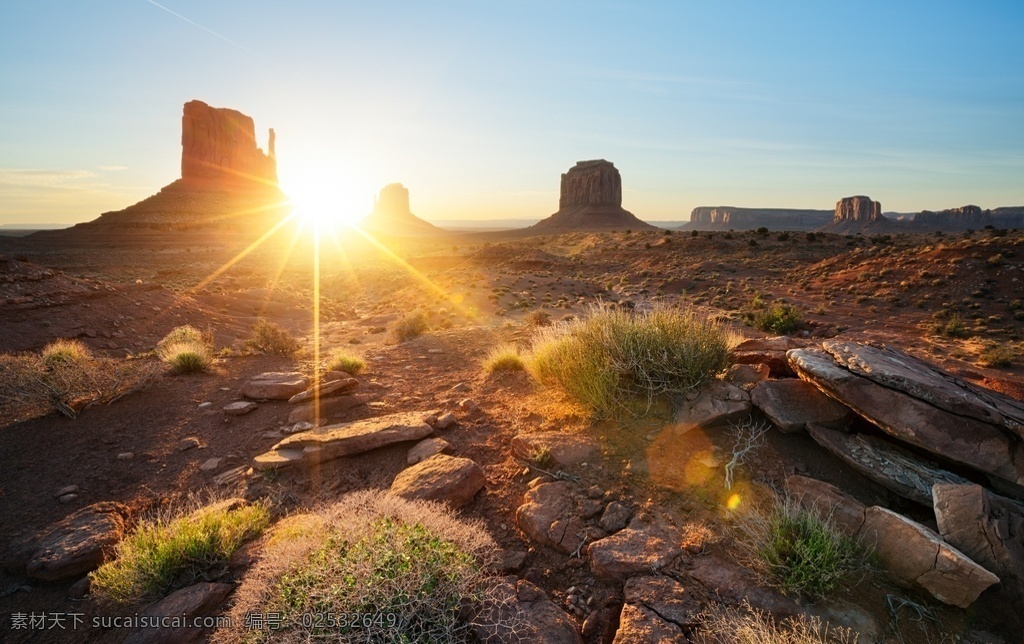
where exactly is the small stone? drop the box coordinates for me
[177,437,201,451]
[434,412,457,429]
[116,452,134,460]
[407,437,453,465]
[450,382,471,393]
[587,486,604,499]
[199,458,223,472]
[223,401,257,416]
[580,499,605,519]
[458,398,480,413]
[55,485,80,498]
[197,402,212,409]
[58,493,78,504]
[599,501,633,533]
[283,421,313,434]
[68,576,90,599]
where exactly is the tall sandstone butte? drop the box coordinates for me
[78,101,287,231]
[532,160,655,231]
[360,183,442,235]
[181,100,277,186]
[834,195,883,224]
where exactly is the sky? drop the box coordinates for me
[1,1,1023,226]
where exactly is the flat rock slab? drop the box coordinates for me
[587,517,683,580]
[516,481,587,554]
[807,424,971,506]
[859,506,999,608]
[623,575,700,628]
[673,381,751,434]
[390,454,485,508]
[822,340,1024,438]
[407,437,453,465]
[254,412,433,470]
[124,582,234,644]
[17,502,130,581]
[750,379,852,432]
[474,579,582,644]
[726,363,770,387]
[223,401,257,416]
[511,432,599,467]
[241,372,308,400]
[732,336,810,377]
[786,474,867,537]
[287,377,360,405]
[791,347,1024,485]
[613,603,686,643]
[287,394,371,424]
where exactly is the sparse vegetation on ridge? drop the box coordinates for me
[90,499,270,604]
[524,304,734,417]
[218,490,506,644]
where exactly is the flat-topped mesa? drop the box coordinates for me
[687,206,833,231]
[559,159,622,209]
[913,205,988,228]
[181,100,277,186]
[835,195,883,224]
[372,183,412,218]
[532,159,656,231]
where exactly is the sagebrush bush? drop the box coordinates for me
[217,490,507,644]
[326,350,365,375]
[247,319,300,355]
[979,343,1014,368]
[90,499,270,604]
[0,348,158,420]
[41,338,91,368]
[157,326,213,373]
[698,603,855,643]
[388,311,429,343]
[525,310,551,327]
[733,496,869,600]
[525,304,734,417]
[482,344,525,374]
[749,303,802,335]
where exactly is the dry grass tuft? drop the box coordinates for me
[388,311,429,343]
[482,343,526,374]
[157,325,213,373]
[325,349,366,375]
[217,490,510,644]
[697,602,857,643]
[247,319,300,355]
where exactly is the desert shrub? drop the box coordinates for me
[326,350,365,375]
[979,343,1014,368]
[940,315,969,338]
[41,338,91,368]
[805,232,817,242]
[777,232,790,241]
[247,319,300,355]
[698,603,855,643]
[482,344,525,374]
[733,496,869,600]
[525,310,551,327]
[157,326,213,374]
[388,311,429,343]
[217,490,507,644]
[525,304,734,418]
[749,303,802,335]
[986,253,1004,267]
[0,348,159,420]
[91,499,269,604]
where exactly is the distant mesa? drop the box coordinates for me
[531,160,656,232]
[360,183,443,236]
[70,100,288,233]
[683,206,832,231]
[834,195,883,224]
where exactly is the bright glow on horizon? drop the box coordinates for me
[284,167,368,231]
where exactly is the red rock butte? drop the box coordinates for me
[532,160,656,231]
[72,101,288,232]
[360,183,442,236]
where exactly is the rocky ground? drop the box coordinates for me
[1,226,1022,643]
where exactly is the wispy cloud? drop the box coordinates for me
[99,165,128,171]
[0,168,97,188]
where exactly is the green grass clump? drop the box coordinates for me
[247,319,300,355]
[157,326,213,374]
[482,344,525,374]
[221,490,503,644]
[41,338,91,368]
[388,311,429,343]
[748,302,802,335]
[735,497,869,600]
[90,499,270,604]
[525,304,734,418]
[326,350,365,375]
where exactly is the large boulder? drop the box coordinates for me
[253,412,432,470]
[390,454,486,508]
[750,379,852,433]
[11,502,130,581]
[786,474,867,537]
[731,336,809,377]
[790,344,1024,486]
[511,432,598,467]
[123,582,234,644]
[623,575,700,629]
[613,604,686,643]
[859,506,999,608]
[286,394,370,424]
[287,377,359,404]
[473,579,582,644]
[241,372,309,400]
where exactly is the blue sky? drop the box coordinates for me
[1,1,1022,224]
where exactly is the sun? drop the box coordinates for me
[284,169,368,231]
